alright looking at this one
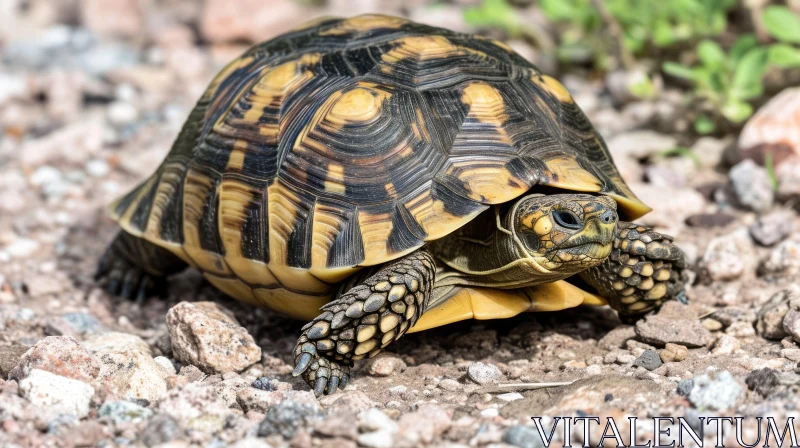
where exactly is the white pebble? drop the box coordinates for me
[480,407,499,417]
[107,101,138,126]
[19,369,95,418]
[5,238,40,258]
[358,430,395,448]
[467,362,502,385]
[153,356,177,375]
[85,159,110,177]
[496,392,524,402]
[359,408,398,434]
[30,166,62,186]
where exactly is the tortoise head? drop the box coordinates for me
[504,193,618,275]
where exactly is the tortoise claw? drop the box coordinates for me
[314,377,327,396]
[293,353,313,376]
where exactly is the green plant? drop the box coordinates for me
[663,36,770,127]
[535,0,736,66]
[463,0,522,36]
[762,6,800,69]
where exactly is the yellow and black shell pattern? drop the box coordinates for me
[108,15,650,318]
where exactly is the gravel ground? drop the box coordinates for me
[2,1,800,447]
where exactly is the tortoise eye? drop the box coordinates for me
[553,211,582,230]
[521,232,540,252]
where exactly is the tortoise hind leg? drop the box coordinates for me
[292,249,435,396]
[579,221,689,319]
[96,230,187,300]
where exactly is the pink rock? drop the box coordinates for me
[200,0,313,44]
[738,87,800,166]
[166,301,261,374]
[9,336,99,383]
[80,0,145,38]
[397,404,452,445]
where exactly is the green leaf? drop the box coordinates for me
[769,43,800,68]
[652,20,676,47]
[763,6,800,44]
[729,35,758,64]
[721,98,753,123]
[539,0,578,22]
[732,47,768,98]
[694,115,716,134]
[463,0,519,34]
[697,40,726,67]
[662,62,697,81]
[765,153,779,191]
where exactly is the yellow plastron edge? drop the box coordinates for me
[407,280,608,334]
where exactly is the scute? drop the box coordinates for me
[109,14,649,306]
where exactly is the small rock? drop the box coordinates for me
[688,371,743,411]
[98,400,153,424]
[257,401,322,439]
[359,408,398,434]
[82,331,151,355]
[635,315,713,348]
[660,343,688,363]
[701,229,757,282]
[725,321,756,338]
[496,392,524,402]
[503,424,545,448]
[251,376,276,391]
[728,159,774,213]
[677,379,693,397]
[388,385,407,395]
[711,335,741,355]
[629,183,707,233]
[781,348,800,362]
[167,301,261,374]
[358,431,395,448]
[9,336,99,383]
[396,404,451,445]
[107,101,138,126]
[712,307,757,327]
[81,0,145,38]
[94,349,169,403]
[153,356,176,375]
[777,158,800,202]
[749,210,795,246]
[85,159,110,178]
[367,355,406,377]
[467,362,502,385]
[19,369,94,418]
[4,238,41,259]
[158,382,234,434]
[757,286,800,340]
[138,414,184,447]
[686,213,737,228]
[439,378,461,391]
[0,344,30,378]
[45,312,106,336]
[745,368,780,397]
[632,350,662,371]
[737,87,800,164]
[702,319,724,331]
[784,310,800,344]
[761,240,800,276]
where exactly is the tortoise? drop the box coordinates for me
[96,14,688,395]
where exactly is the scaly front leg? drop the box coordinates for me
[579,222,688,317]
[292,250,435,396]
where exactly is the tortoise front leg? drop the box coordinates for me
[292,249,435,396]
[579,222,689,317]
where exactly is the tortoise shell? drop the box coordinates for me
[109,14,649,317]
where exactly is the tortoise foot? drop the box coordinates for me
[95,247,166,300]
[292,337,351,396]
[580,221,689,318]
[95,230,185,301]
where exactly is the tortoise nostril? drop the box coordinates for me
[601,210,617,224]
